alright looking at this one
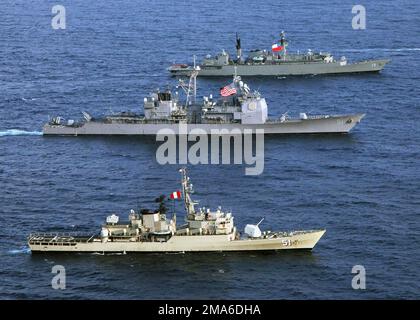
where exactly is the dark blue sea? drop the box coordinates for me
[1,0,419,299]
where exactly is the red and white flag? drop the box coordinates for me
[220,84,237,97]
[271,43,283,52]
[170,190,182,200]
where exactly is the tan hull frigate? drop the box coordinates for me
[28,169,325,253]
[28,231,325,253]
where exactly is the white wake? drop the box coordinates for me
[8,247,31,254]
[0,129,43,137]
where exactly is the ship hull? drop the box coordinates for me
[28,230,325,253]
[43,114,365,136]
[169,59,389,77]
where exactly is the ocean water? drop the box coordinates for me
[0,0,419,299]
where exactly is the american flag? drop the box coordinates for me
[220,84,237,97]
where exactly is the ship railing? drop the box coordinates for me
[104,118,190,124]
[201,119,241,124]
[28,232,98,244]
[258,229,321,239]
[266,114,332,123]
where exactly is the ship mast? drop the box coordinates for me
[192,55,197,103]
[280,31,287,60]
[180,56,200,108]
[235,33,242,61]
[179,168,196,216]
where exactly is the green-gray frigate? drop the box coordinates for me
[168,32,389,77]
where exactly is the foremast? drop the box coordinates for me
[280,31,288,60]
[235,33,242,61]
[177,57,200,108]
[179,168,197,217]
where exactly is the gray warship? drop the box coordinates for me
[168,32,389,77]
[43,70,364,135]
[28,168,325,253]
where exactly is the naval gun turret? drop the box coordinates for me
[244,218,264,238]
